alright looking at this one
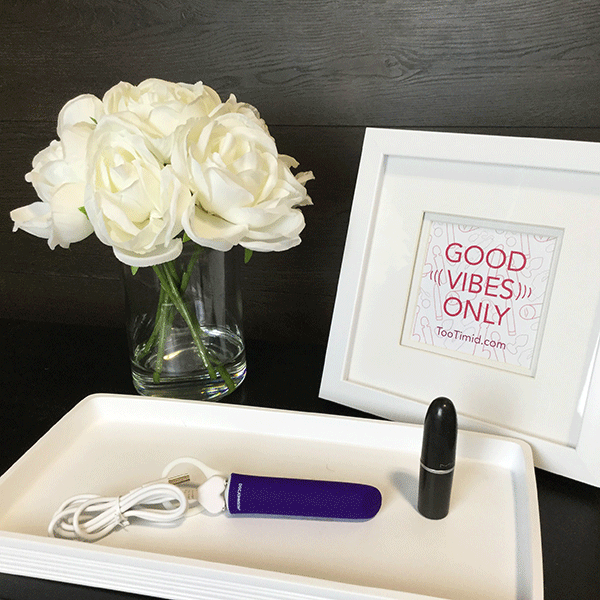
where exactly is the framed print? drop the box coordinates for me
[320,128,600,486]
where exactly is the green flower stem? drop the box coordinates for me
[181,244,203,290]
[165,260,181,288]
[138,286,169,361]
[152,264,216,378]
[153,304,170,384]
[152,262,236,392]
[139,246,203,365]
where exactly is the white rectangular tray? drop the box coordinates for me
[0,394,542,600]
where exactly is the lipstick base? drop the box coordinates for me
[417,467,454,519]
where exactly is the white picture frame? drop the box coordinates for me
[320,128,600,486]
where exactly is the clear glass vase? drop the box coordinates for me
[122,244,246,400]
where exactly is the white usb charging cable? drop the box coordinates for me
[48,459,227,542]
[48,474,191,542]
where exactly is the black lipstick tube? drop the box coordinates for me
[418,397,457,519]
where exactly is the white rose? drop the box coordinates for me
[101,79,222,164]
[102,78,222,152]
[12,94,103,249]
[209,93,269,132]
[171,112,313,252]
[84,114,192,267]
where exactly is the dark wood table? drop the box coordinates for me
[1,319,599,600]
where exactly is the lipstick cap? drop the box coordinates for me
[420,396,457,471]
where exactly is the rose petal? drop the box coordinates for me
[10,202,52,240]
[242,209,306,242]
[201,165,255,215]
[11,181,93,250]
[182,201,247,251]
[57,94,103,135]
[113,238,183,267]
[240,235,302,252]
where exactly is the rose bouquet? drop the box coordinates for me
[11,78,313,397]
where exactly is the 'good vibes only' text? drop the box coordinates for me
[440,243,527,326]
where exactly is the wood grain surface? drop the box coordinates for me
[2,0,599,343]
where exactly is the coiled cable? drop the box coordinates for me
[48,480,188,542]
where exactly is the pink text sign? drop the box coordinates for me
[402,214,563,375]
